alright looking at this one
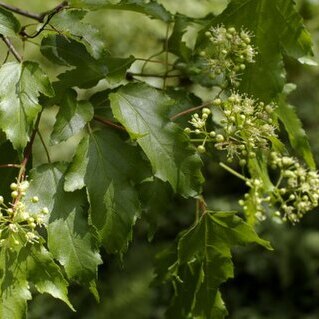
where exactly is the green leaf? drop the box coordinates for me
[65,129,143,254]
[138,178,171,240]
[51,89,94,144]
[157,211,271,319]
[41,35,134,88]
[26,163,102,287]
[110,83,203,197]
[209,0,313,102]
[0,248,31,319]
[167,14,192,61]
[0,244,73,319]
[27,245,74,310]
[50,9,105,59]
[0,7,20,37]
[0,62,53,151]
[70,0,172,21]
[276,99,316,169]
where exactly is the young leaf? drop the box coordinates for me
[0,62,53,151]
[0,7,21,37]
[51,89,94,144]
[110,83,203,197]
[70,0,173,22]
[207,0,313,102]
[64,129,143,254]
[156,211,271,319]
[26,164,102,287]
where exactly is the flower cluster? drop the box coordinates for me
[269,152,319,223]
[238,153,319,223]
[200,25,257,86]
[184,92,278,163]
[0,180,49,248]
[239,177,270,222]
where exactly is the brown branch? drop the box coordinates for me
[0,1,68,22]
[170,101,213,121]
[17,113,42,183]
[20,1,69,39]
[94,116,126,132]
[0,1,43,21]
[0,35,22,62]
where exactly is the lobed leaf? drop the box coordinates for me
[65,129,144,254]
[25,164,102,290]
[110,83,203,197]
[156,211,271,319]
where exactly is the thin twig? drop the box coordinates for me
[0,164,21,169]
[94,116,126,132]
[0,1,43,21]
[170,101,213,121]
[20,1,69,39]
[0,35,22,62]
[128,72,181,78]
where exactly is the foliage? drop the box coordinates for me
[0,0,317,318]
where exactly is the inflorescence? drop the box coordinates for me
[0,180,49,248]
[185,92,278,164]
[200,25,257,86]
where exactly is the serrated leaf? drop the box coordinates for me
[51,89,94,144]
[0,244,73,319]
[0,7,20,37]
[208,0,313,102]
[70,0,172,21]
[41,35,134,88]
[26,164,102,287]
[110,83,203,197]
[276,99,316,169]
[157,211,271,319]
[0,62,53,151]
[26,245,74,310]
[64,129,143,254]
[50,9,105,59]
[0,248,31,319]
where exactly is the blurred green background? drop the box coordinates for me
[1,0,319,318]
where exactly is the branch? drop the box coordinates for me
[170,101,213,121]
[0,1,69,22]
[0,1,43,21]
[94,116,126,132]
[0,35,22,62]
[20,1,69,39]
